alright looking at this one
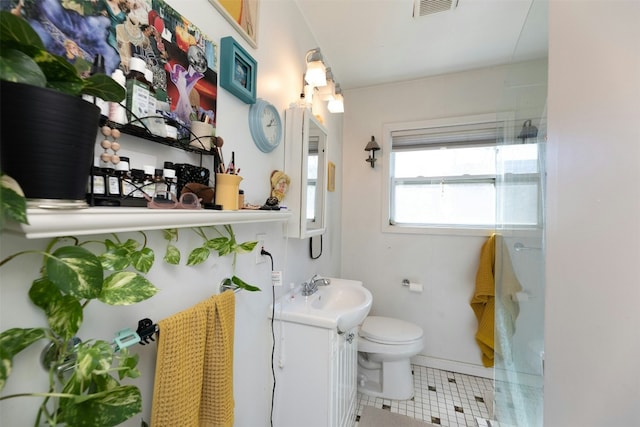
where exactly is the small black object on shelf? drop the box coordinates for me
[260,196,281,210]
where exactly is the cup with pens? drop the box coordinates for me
[189,115,214,151]
[214,150,242,210]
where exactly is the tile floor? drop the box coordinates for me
[355,365,494,427]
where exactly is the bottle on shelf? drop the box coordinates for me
[105,165,120,197]
[163,161,177,198]
[126,57,151,128]
[89,166,106,197]
[153,168,167,198]
[130,169,146,199]
[115,156,131,198]
[142,165,156,198]
[108,69,127,125]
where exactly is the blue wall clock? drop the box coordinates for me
[249,98,282,153]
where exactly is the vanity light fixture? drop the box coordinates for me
[365,135,380,167]
[327,84,344,113]
[301,48,346,112]
[318,67,336,101]
[304,48,327,87]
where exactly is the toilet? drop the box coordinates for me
[357,316,424,400]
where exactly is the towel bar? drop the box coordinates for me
[514,242,542,251]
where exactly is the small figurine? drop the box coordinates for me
[270,170,290,203]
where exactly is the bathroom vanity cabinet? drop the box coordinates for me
[273,321,357,427]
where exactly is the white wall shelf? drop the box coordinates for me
[6,207,291,239]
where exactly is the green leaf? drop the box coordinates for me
[100,239,143,270]
[236,240,258,254]
[0,328,46,390]
[204,237,230,251]
[117,351,140,380]
[100,247,132,271]
[29,278,83,339]
[131,247,154,273]
[82,73,126,102]
[29,277,62,309]
[0,173,28,225]
[48,295,84,339]
[163,228,179,242]
[231,275,261,292]
[0,11,45,49]
[120,239,141,253]
[163,244,181,265]
[187,247,210,265]
[60,385,142,427]
[34,49,83,90]
[46,246,104,299]
[76,341,113,380]
[89,371,120,392]
[0,48,46,86]
[99,272,158,305]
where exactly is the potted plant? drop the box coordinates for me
[0,174,159,426]
[0,10,126,208]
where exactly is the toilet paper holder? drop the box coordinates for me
[401,279,423,293]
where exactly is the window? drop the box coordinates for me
[383,114,542,232]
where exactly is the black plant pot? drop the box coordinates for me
[1,81,100,208]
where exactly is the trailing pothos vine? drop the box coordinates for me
[1,172,261,427]
[1,173,159,427]
[163,225,261,291]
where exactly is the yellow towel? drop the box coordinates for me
[471,234,496,367]
[470,234,522,368]
[151,291,235,427]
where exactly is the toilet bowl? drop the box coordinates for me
[357,316,424,400]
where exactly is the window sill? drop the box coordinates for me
[382,223,541,237]
[6,207,291,239]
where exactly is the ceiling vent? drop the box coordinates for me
[413,0,458,17]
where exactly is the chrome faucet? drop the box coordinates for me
[301,275,331,296]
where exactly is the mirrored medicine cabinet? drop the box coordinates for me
[284,106,328,239]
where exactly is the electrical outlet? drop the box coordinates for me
[255,233,267,264]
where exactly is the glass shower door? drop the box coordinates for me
[493,0,548,425]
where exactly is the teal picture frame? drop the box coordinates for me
[220,36,257,104]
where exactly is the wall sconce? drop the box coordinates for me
[517,119,538,142]
[327,84,344,113]
[365,136,380,168]
[304,48,327,87]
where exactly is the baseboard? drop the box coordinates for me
[411,355,494,379]
[411,355,544,387]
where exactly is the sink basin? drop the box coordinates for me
[271,278,372,333]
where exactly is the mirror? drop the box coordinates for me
[284,107,328,238]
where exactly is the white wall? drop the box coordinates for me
[340,60,547,377]
[0,1,342,426]
[545,1,640,426]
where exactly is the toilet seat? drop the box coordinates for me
[360,316,423,345]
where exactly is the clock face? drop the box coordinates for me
[262,106,280,145]
[249,99,282,153]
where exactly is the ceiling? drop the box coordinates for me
[294,0,548,90]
